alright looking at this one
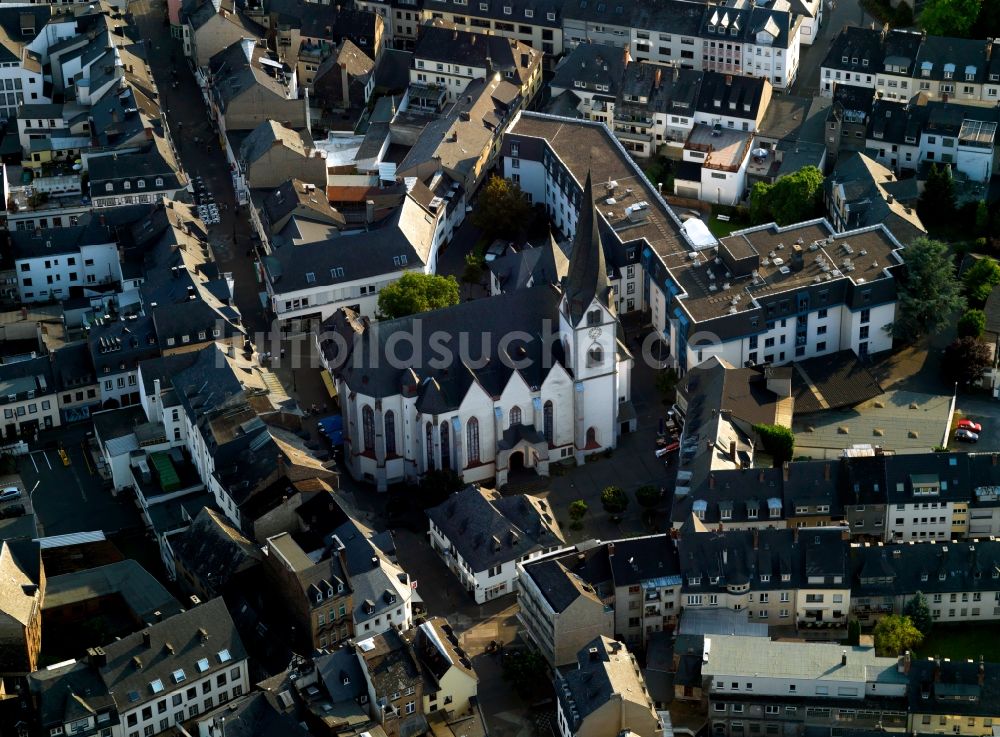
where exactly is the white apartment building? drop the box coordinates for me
[11,227,121,304]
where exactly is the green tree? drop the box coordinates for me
[847,619,862,646]
[601,485,629,517]
[918,164,957,228]
[976,201,991,235]
[873,614,924,656]
[958,308,987,338]
[470,175,532,239]
[941,335,992,387]
[963,256,1000,306]
[501,650,548,699]
[903,592,934,635]
[749,167,824,226]
[635,485,662,510]
[894,237,965,341]
[377,272,460,319]
[919,0,982,36]
[569,500,589,522]
[416,469,464,508]
[654,367,679,398]
[462,252,484,285]
[753,423,795,466]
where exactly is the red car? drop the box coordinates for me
[958,418,983,433]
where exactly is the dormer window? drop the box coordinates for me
[503,5,511,13]
[547,11,556,20]
[939,572,946,581]
[781,573,790,582]
[123,181,131,190]
[524,8,533,16]
[689,576,701,585]
[760,574,770,582]
[921,573,928,582]
[316,594,323,604]
[137,180,146,189]
[338,582,345,593]
[841,56,848,64]
[155,177,163,187]
[710,576,720,584]
[172,669,186,684]
[105,183,113,192]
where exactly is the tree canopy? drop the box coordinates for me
[753,423,795,466]
[919,0,982,36]
[470,175,532,240]
[635,485,662,510]
[750,166,824,226]
[873,614,924,656]
[963,257,1000,306]
[601,485,629,516]
[958,309,986,338]
[918,164,957,229]
[894,237,965,341]
[377,272,460,320]
[941,335,992,387]
[903,592,934,635]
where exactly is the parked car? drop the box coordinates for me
[0,486,21,501]
[955,428,980,443]
[958,418,983,433]
[483,241,513,263]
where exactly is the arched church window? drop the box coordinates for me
[510,406,522,426]
[467,418,480,464]
[440,421,450,470]
[543,401,554,444]
[384,411,396,456]
[426,421,434,470]
[588,344,604,367]
[362,406,375,452]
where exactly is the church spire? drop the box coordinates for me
[564,172,611,325]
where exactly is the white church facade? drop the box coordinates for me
[319,175,636,491]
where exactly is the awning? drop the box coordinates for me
[321,371,337,398]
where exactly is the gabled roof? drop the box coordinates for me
[172,507,262,595]
[426,486,563,573]
[239,119,314,165]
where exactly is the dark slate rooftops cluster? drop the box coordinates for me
[551,42,627,97]
[414,24,542,86]
[426,486,562,573]
[425,0,562,25]
[88,148,181,195]
[907,657,1000,716]
[853,539,1000,597]
[694,71,768,121]
[10,219,114,259]
[87,314,159,376]
[521,543,613,612]
[322,285,567,406]
[822,25,886,73]
[679,527,850,592]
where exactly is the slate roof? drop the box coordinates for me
[424,0,562,27]
[329,516,410,626]
[197,690,310,737]
[488,235,568,292]
[791,349,884,413]
[43,560,182,623]
[521,543,613,611]
[822,26,885,74]
[608,534,681,587]
[0,540,41,636]
[97,597,246,709]
[208,38,296,113]
[908,657,1000,716]
[984,284,1000,338]
[87,314,159,376]
[171,507,262,596]
[0,7,50,64]
[825,152,926,244]
[556,636,653,733]
[263,192,437,292]
[852,539,1000,596]
[239,119,314,165]
[0,354,57,406]
[883,452,970,503]
[317,646,367,703]
[314,39,374,85]
[10,219,114,259]
[88,148,181,196]
[52,341,97,392]
[358,627,423,694]
[373,48,412,92]
[551,42,627,98]
[414,23,542,89]
[426,486,563,574]
[31,659,119,729]
[678,527,849,591]
[695,71,767,122]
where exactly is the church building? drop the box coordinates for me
[319,174,636,491]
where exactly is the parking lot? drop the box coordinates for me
[18,425,142,537]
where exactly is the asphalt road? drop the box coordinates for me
[18,423,142,537]
[791,0,874,97]
[132,0,269,338]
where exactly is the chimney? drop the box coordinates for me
[783,462,790,482]
[588,646,600,661]
[371,556,379,568]
[725,74,733,86]
[164,642,174,655]
[198,627,209,642]
[790,243,804,271]
[841,650,847,666]
[898,650,911,674]
[793,526,799,544]
[824,463,831,481]
[654,67,662,89]
[141,630,151,648]
[608,542,615,557]
[709,473,715,489]
[722,548,728,566]
[752,527,759,550]
[277,453,286,476]
[886,193,894,204]
[365,199,375,223]
[341,61,350,109]
[979,656,985,686]
[729,441,737,462]
[87,647,107,669]
[758,470,765,482]
[993,453,997,466]
[933,657,941,683]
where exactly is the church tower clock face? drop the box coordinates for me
[588,326,603,340]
